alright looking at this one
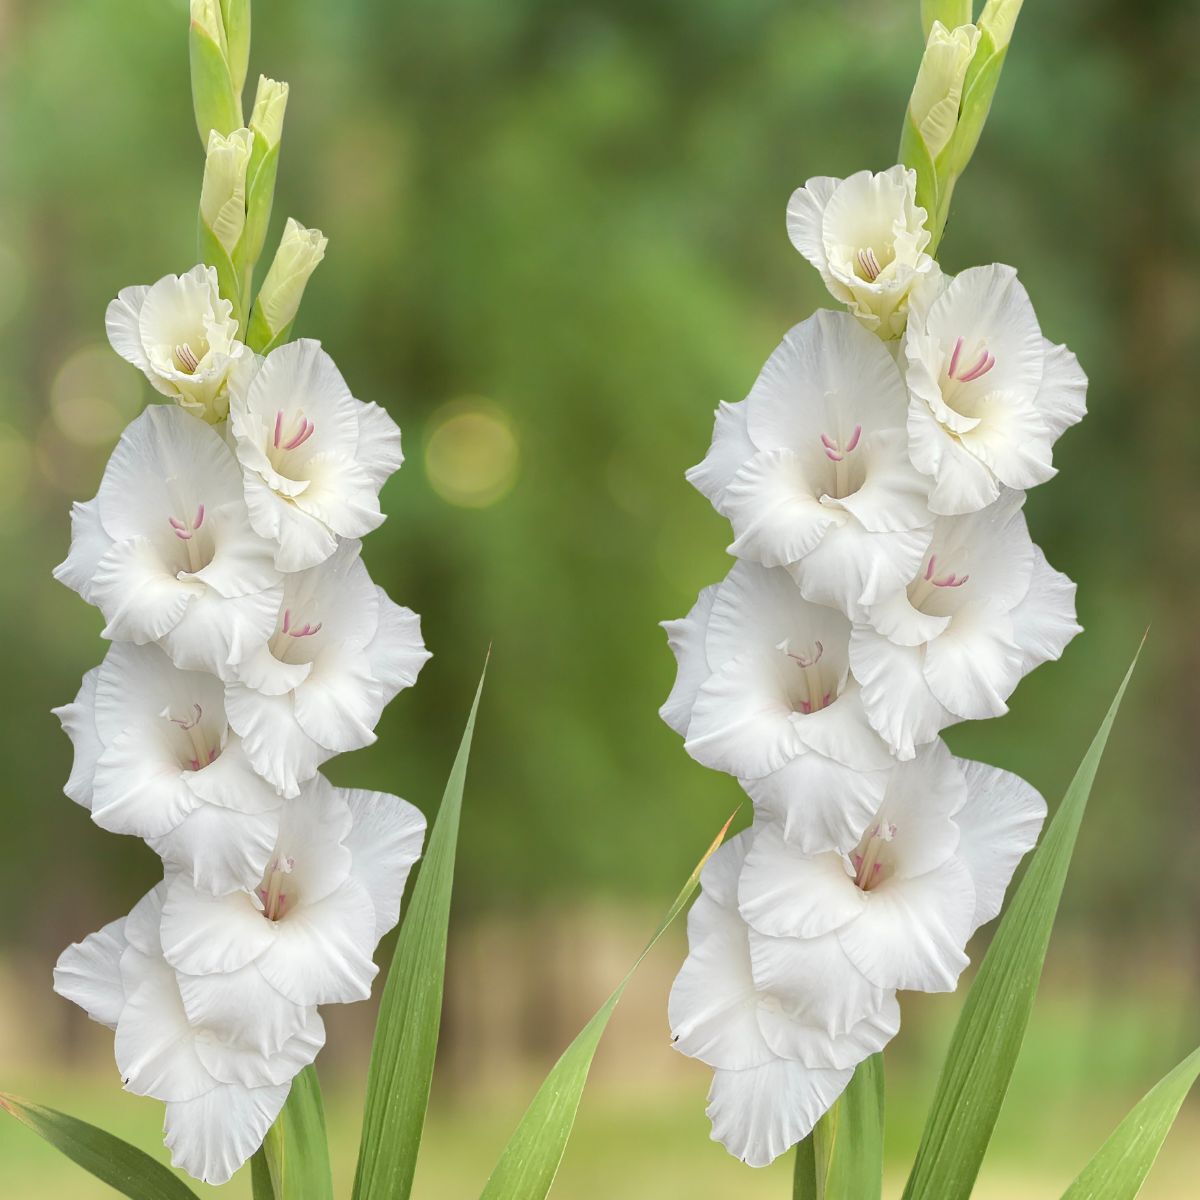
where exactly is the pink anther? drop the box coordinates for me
[857,247,882,282]
[948,336,995,382]
[821,425,863,462]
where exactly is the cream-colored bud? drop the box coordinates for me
[978,0,1024,50]
[908,21,981,161]
[200,127,254,255]
[250,76,289,150]
[254,219,328,340]
[190,0,226,52]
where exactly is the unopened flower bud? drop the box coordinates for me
[250,76,289,150]
[249,219,328,351]
[977,0,1023,51]
[908,21,980,162]
[200,127,254,256]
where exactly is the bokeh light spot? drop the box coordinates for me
[50,344,143,447]
[425,399,519,508]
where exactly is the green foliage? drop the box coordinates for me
[351,663,487,1200]
[1060,1045,1200,1200]
[0,1094,200,1200]
[795,1055,885,1200]
[478,813,735,1200]
[253,1067,333,1200]
[902,646,1142,1200]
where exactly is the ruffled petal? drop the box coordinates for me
[105,285,152,372]
[164,1081,290,1186]
[161,881,275,976]
[354,400,404,489]
[160,583,283,679]
[365,589,430,702]
[150,803,280,897]
[53,667,104,810]
[1035,338,1087,441]
[725,449,837,567]
[685,400,757,513]
[53,917,129,1029]
[1009,546,1081,675]
[176,963,311,1058]
[341,787,426,942]
[224,685,328,798]
[922,602,1023,720]
[92,537,199,643]
[53,499,112,601]
[193,1006,324,1089]
[659,585,719,737]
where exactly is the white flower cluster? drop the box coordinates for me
[51,264,430,1184]
[662,166,1085,1167]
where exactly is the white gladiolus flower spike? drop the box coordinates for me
[159,775,426,1009]
[904,263,1088,514]
[668,833,900,1167]
[738,743,1046,995]
[54,887,324,1186]
[689,310,934,618]
[786,166,939,338]
[54,404,284,680]
[106,265,247,423]
[850,490,1081,759]
[661,562,893,855]
[224,539,430,796]
[54,643,283,895]
[229,338,403,572]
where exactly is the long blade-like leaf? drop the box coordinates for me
[351,661,488,1200]
[257,1066,333,1200]
[903,645,1142,1200]
[1059,1045,1200,1200]
[0,1093,199,1200]
[793,1054,885,1200]
[478,812,737,1200]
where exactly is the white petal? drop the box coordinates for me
[150,803,280,897]
[183,739,284,815]
[1035,338,1087,441]
[354,400,404,488]
[755,986,899,1070]
[115,957,214,1102]
[923,602,1023,720]
[92,537,198,643]
[176,963,311,1058]
[53,917,129,1029]
[161,582,282,679]
[92,726,198,838]
[274,774,354,904]
[907,397,1001,516]
[739,827,864,939]
[785,175,840,278]
[105,285,151,372]
[234,642,312,695]
[668,905,772,1071]
[725,449,837,567]
[189,502,283,600]
[53,499,112,600]
[788,684,894,773]
[161,880,275,976]
[849,629,951,759]
[53,667,103,810]
[835,429,933,535]
[836,860,975,992]
[862,588,949,647]
[659,585,718,737]
[293,649,384,753]
[685,400,757,513]
[94,641,225,739]
[125,885,168,957]
[1009,546,1081,675]
[744,754,887,856]
[695,831,753,911]
[706,1058,852,1168]
[291,451,387,540]
[164,1081,290,1186]
[193,1006,324,1088]
[341,787,426,941]
[955,758,1046,932]
[256,877,379,1006]
[872,740,965,880]
[224,685,328,797]
[242,470,339,573]
[958,388,1055,490]
[367,589,431,701]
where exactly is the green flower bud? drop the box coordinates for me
[248,219,328,352]
[978,0,1023,50]
[219,0,252,98]
[250,76,289,150]
[200,127,254,257]
[189,0,241,147]
[908,21,980,162]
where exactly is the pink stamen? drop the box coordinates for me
[821,425,863,462]
[273,410,284,448]
[957,350,995,382]
[168,505,205,542]
[280,417,315,452]
[948,336,964,379]
[282,608,291,634]
[924,555,970,588]
[857,247,881,282]
[844,424,862,452]
[193,504,205,529]
[289,621,322,638]
[788,641,824,670]
[170,703,203,731]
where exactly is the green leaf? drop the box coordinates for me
[793,1055,885,1200]
[257,1067,333,1200]
[478,812,736,1200]
[902,644,1143,1200]
[250,1147,276,1200]
[0,1093,200,1200]
[188,20,241,149]
[1060,1045,1200,1200]
[920,0,972,38]
[351,661,489,1200]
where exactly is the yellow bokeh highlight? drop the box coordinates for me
[424,398,519,509]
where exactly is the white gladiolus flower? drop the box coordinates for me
[54,886,325,1186]
[159,775,425,1008]
[54,643,283,895]
[54,405,283,679]
[229,338,402,572]
[106,265,247,422]
[668,833,899,1167]
[738,743,1046,995]
[850,490,1081,759]
[688,311,934,618]
[661,562,893,855]
[904,264,1088,514]
[786,166,939,338]
[223,540,430,796]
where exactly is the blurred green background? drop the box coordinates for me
[2,0,1198,1195]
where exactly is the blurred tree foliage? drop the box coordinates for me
[0,0,1196,960]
